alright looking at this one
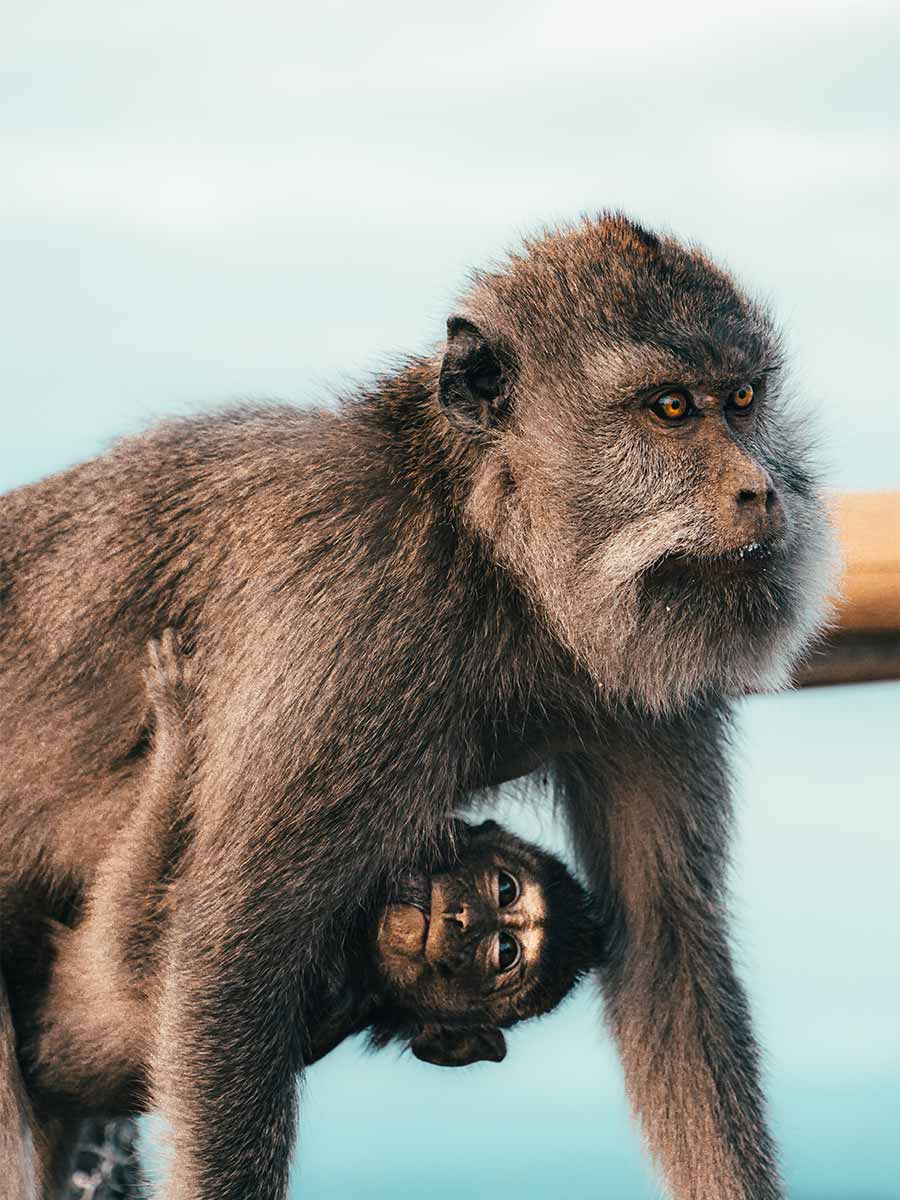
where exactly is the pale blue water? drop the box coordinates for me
[3,4,899,1193]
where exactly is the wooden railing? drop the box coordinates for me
[794,491,900,688]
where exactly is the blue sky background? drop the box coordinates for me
[3,3,898,1197]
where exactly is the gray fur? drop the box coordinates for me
[0,213,833,1199]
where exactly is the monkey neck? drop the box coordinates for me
[348,358,489,524]
[339,365,598,784]
[300,907,386,1065]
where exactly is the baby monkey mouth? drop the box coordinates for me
[390,869,432,920]
[378,870,433,964]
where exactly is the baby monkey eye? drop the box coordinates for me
[650,390,693,422]
[730,383,754,411]
[496,931,521,973]
[497,869,519,907]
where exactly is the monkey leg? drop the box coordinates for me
[0,970,80,1199]
[35,1119,87,1200]
[558,710,783,1200]
[150,910,304,1198]
[1,966,42,1200]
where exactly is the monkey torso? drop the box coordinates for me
[0,395,579,912]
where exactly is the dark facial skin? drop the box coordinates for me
[379,851,540,1024]
[375,819,594,1065]
[0,214,832,1200]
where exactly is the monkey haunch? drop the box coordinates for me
[0,214,833,1200]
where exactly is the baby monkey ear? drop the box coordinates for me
[438,317,513,430]
[411,1024,507,1068]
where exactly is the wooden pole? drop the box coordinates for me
[793,490,900,688]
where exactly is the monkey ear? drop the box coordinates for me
[411,1024,507,1068]
[438,317,513,429]
[472,819,500,834]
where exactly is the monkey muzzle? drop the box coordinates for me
[377,868,433,968]
[391,868,432,915]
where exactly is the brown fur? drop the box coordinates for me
[0,213,833,1199]
[0,979,78,1200]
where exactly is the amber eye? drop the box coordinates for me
[731,384,754,410]
[497,870,519,908]
[496,931,520,973]
[650,391,692,422]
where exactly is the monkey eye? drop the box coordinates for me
[497,869,519,908]
[496,931,521,973]
[650,390,693,422]
[729,383,754,411]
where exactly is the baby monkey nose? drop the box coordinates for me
[442,904,469,930]
[442,901,492,933]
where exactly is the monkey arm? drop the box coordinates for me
[19,633,194,1119]
[148,752,448,1200]
[557,710,782,1200]
[45,632,193,1015]
[150,845,305,1200]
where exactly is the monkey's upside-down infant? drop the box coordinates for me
[16,632,601,1130]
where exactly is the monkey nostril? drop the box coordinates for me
[733,483,782,536]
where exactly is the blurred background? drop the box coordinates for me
[3,2,898,1197]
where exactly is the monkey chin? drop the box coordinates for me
[637,543,836,709]
[562,523,837,714]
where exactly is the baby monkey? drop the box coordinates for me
[18,632,601,1145]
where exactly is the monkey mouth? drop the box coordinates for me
[719,540,774,563]
[378,871,434,966]
[704,541,777,573]
[651,539,779,580]
[390,869,432,920]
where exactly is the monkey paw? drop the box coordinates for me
[144,627,191,720]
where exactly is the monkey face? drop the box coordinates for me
[376,832,544,1026]
[374,821,598,1056]
[439,215,835,710]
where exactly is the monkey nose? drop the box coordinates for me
[732,464,783,536]
[736,484,778,517]
[739,487,784,539]
[442,904,470,930]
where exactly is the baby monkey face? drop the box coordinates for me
[424,852,545,1006]
[375,823,568,1029]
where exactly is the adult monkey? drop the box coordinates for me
[0,215,832,1200]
